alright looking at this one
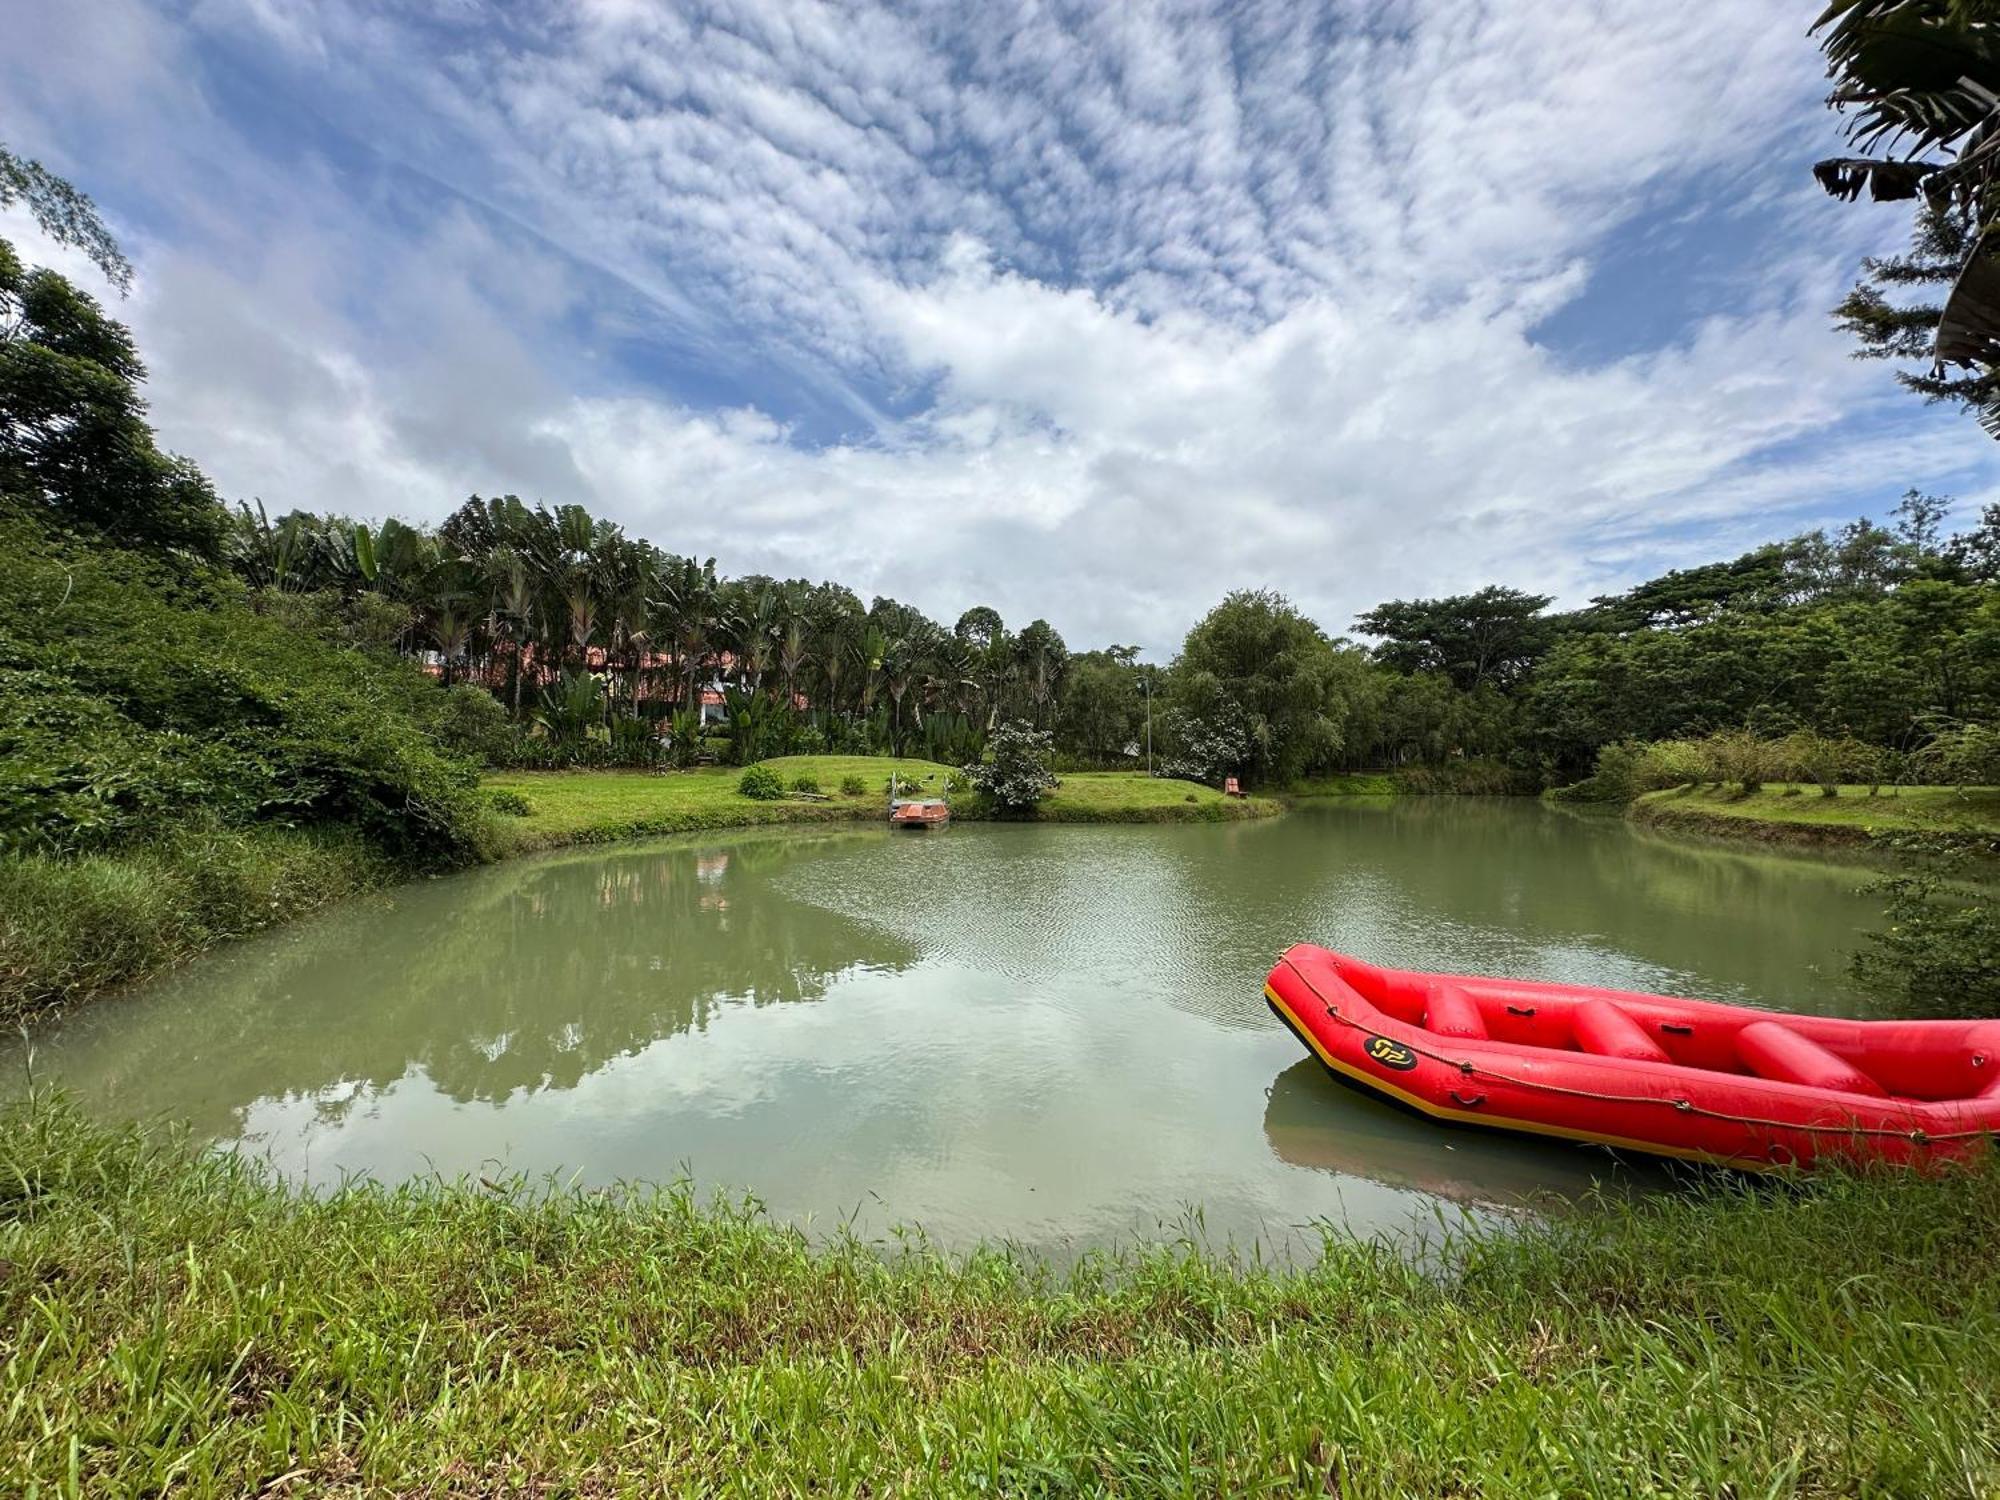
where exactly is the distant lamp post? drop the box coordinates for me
[1142,662,1153,777]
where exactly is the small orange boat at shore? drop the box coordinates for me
[888,797,950,829]
[1266,945,2000,1170]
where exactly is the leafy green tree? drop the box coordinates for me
[1852,833,2000,1017]
[953,606,1004,650]
[0,238,224,557]
[1577,541,1812,630]
[1946,502,2000,582]
[1012,618,1068,728]
[1170,590,1355,784]
[1355,586,1553,692]
[1158,702,1250,786]
[0,145,132,291]
[1056,652,1144,764]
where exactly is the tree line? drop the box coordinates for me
[193,480,2000,795]
[219,497,1072,771]
[1149,496,1999,791]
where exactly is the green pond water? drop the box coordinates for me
[9,799,1887,1256]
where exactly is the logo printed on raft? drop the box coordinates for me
[1363,1035,1418,1072]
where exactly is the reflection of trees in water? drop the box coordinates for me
[1261,1058,1648,1209]
[51,830,915,1132]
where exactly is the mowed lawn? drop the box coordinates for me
[484,756,1275,848]
[1033,770,1278,821]
[482,756,954,847]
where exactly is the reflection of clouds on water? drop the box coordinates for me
[9,804,1884,1255]
[227,963,1458,1259]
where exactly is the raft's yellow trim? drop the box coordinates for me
[1264,983,1750,1168]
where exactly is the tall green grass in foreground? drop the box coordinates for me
[3,1097,1995,1496]
[0,827,395,1023]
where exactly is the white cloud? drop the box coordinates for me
[4,0,1998,651]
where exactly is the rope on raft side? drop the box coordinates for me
[1275,955,1981,1146]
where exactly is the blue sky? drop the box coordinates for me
[4,0,1997,650]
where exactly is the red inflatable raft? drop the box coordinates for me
[1265,945,2000,1169]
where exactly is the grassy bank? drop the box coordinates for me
[0,826,397,1026]
[486,756,1276,850]
[4,1096,1996,1495]
[1630,783,2000,850]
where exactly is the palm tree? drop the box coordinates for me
[736,585,780,695]
[882,636,923,754]
[563,577,597,671]
[856,625,888,719]
[1814,2,2000,431]
[434,603,473,687]
[654,555,721,717]
[488,550,537,718]
[778,615,811,711]
[815,615,854,727]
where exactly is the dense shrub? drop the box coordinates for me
[607,714,661,766]
[839,774,867,796]
[1158,707,1250,786]
[737,764,784,800]
[483,788,534,818]
[0,518,490,865]
[722,689,796,766]
[489,735,615,771]
[1914,721,2000,787]
[428,684,515,765]
[658,709,703,769]
[1390,760,1538,795]
[254,587,414,656]
[789,774,820,794]
[1547,740,1649,803]
[965,720,1058,811]
[1558,731,1897,803]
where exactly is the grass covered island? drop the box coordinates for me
[5,1096,1996,1495]
[486,756,1279,851]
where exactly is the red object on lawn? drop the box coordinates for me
[1265,945,2000,1169]
[1223,777,1243,797]
[888,798,950,829]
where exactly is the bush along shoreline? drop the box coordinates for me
[3,1094,1996,1496]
